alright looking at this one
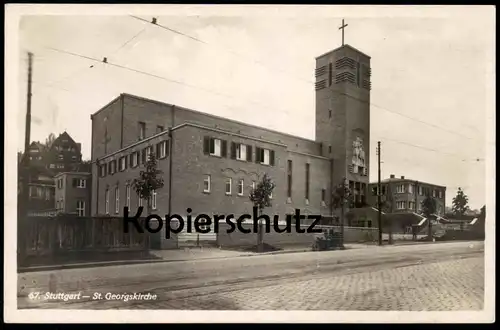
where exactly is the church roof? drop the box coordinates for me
[316,44,371,60]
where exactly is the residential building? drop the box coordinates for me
[367,174,446,216]
[54,172,92,217]
[91,43,372,223]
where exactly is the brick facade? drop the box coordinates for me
[91,44,372,227]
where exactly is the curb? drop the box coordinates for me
[17,249,314,273]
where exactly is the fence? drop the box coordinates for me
[18,215,152,257]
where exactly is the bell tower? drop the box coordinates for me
[315,20,372,207]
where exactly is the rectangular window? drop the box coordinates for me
[105,189,109,214]
[138,196,143,207]
[225,178,232,195]
[131,152,139,167]
[77,179,86,188]
[119,156,127,171]
[396,201,406,210]
[418,186,423,195]
[45,188,50,200]
[115,187,119,214]
[152,190,157,210]
[356,61,361,87]
[236,144,247,161]
[408,184,414,194]
[252,181,256,191]
[99,164,107,177]
[238,179,244,196]
[256,147,275,166]
[158,141,168,159]
[126,185,131,208]
[263,149,270,165]
[408,201,415,210]
[58,154,63,160]
[328,62,333,86]
[396,184,405,193]
[212,139,221,156]
[438,190,443,199]
[432,189,436,198]
[305,163,310,200]
[76,200,85,217]
[138,122,146,140]
[145,146,152,161]
[287,160,292,198]
[157,125,164,133]
[203,175,211,193]
[328,145,332,153]
[321,189,326,203]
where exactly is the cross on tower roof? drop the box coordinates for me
[339,19,348,46]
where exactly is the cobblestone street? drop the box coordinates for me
[18,242,485,311]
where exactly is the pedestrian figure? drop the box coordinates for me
[412,225,417,241]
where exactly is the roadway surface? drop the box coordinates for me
[18,241,484,310]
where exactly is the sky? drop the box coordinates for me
[11,5,494,209]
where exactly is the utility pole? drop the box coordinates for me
[22,52,33,215]
[19,52,33,265]
[377,141,382,246]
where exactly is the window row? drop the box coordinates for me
[99,140,169,177]
[138,121,165,141]
[29,186,52,200]
[202,175,271,198]
[396,184,444,198]
[203,136,275,166]
[104,185,158,214]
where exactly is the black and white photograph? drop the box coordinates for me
[4,4,495,323]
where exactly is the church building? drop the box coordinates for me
[90,40,372,223]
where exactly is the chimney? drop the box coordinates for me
[401,176,405,179]
[390,174,395,179]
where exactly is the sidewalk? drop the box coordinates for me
[17,241,435,273]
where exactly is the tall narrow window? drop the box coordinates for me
[225,178,232,195]
[76,200,85,217]
[328,62,332,86]
[287,160,293,198]
[138,196,143,207]
[252,181,256,191]
[126,185,130,208]
[203,175,211,193]
[305,163,310,200]
[321,189,326,203]
[356,62,361,87]
[138,122,146,140]
[152,190,157,210]
[105,189,109,214]
[238,179,244,196]
[115,187,119,214]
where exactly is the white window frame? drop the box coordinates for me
[396,184,405,193]
[138,196,143,207]
[225,178,232,195]
[160,141,167,158]
[432,189,436,198]
[203,175,211,193]
[77,179,86,188]
[105,190,109,214]
[396,201,406,210]
[119,157,126,171]
[238,179,244,196]
[418,186,423,195]
[262,149,270,165]
[236,144,247,161]
[76,200,85,217]
[408,184,414,194]
[145,147,152,161]
[211,138,222,157]
[132,152,139,167]
[438,190,442,198]
[252,181,256,191]
[126,185,130,208]
[152,190,157,210]
[115,187,119,214]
